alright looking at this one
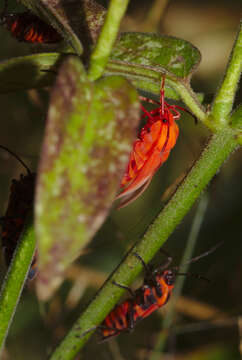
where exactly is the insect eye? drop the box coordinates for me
[164,270,175,285]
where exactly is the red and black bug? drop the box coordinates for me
[99,253,175,341]
[0,0,62,44]
[116,77,196,208]
[97,245,219,341]
[0,145,37,279]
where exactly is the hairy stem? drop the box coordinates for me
[211,21,242,127]
[0,219,36,355]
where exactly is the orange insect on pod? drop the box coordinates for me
[116,77,194,208]
[0,145,37,280]
[0,6,62,44]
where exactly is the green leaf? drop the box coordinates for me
[109,32,201,80]
[19,0,106,55]
[35,55,140,300]
[0,32,201,100]
[106,32,203,108]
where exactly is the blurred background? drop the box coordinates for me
[0,0,241,359]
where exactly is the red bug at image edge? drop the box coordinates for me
[0,145,37,280]
[0,0,62,44]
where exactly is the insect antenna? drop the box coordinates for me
[171,242,223,282]
[40,69,58,75]
[176,272,210,282]
[153,248,173,272]
[181,242,223,266]
[160,76,165,115]
[0,145,32,175]
[77,326,98,339]
[174,104,198,124]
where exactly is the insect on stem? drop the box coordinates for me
[92,243,219,342]
[0,145,37,280]
[117,76,190,208]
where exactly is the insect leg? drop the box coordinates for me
[76,326,97,339]
[126,303,136,331]
[112,280,135,297]
[133,252,152,275]
[139,96,160,106]
[164,103,181,120]
[77,325,120,343]
[160,76,165,116]
[167,103,197,124]
[0,145,32,174]
[153,248,173,273]
[98,328,121,343]
[140,104,155,122]
[40,69,58,75]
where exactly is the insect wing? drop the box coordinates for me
[117,112,179,207]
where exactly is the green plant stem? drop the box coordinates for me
[170,80,206,123]
[211,21,242,127]
[0,218,36,355]
[88,0,130,80]
[50,128,237,360]
[150,192,210,360]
